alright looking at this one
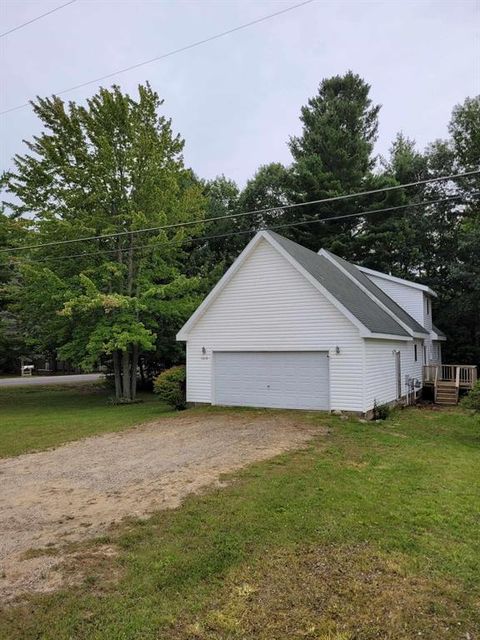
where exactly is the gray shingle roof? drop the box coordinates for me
[266,231,410,337]
[323,250,429,335]
[432,324,446,338]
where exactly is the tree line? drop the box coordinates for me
[0,72,479,401]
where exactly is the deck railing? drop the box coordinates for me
[423,364,477,389]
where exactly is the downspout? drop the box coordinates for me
[361,338,367,415]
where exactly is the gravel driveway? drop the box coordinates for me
[0,410,321,601]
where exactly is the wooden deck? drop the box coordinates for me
[423,364,478,405]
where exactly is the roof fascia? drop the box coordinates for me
[367,333,413,342]
[431,331,447,342]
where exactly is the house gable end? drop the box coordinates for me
[177,232,371,340]
[187,236,363,338]
[356,265,437,297]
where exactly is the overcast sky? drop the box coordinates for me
[1,0,479,187]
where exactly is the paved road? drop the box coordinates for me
[0,373,103,387]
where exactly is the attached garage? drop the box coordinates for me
[212,351,329,410]
[177,231,438,414]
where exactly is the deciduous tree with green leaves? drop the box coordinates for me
[5,84,205,401]
[189,175,241,270]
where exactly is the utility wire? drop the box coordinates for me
[2,169,478,255]
[0,0,315,115]
[0,0,77,39]
[10,192,477,266]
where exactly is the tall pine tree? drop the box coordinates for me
[426,96,480,365]
[352,133,431,276]
[287,71,382,254]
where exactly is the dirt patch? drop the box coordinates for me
[0,410,321,602]
[172,543,478,639]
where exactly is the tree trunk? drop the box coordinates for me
[122,350,132,402]
[131,344,139,401]
[139,357,146,388]
[127,232,134,296]
[112,350,122,400]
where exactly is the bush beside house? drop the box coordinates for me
[154,365,186,410]
[460,381,480,412]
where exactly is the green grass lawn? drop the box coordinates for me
[0,400,479,639]
[0,384,173,457]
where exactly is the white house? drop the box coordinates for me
[176,230,451,414]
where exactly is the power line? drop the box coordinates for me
[14,192,477,266]
[0,0,315,115]
[0,0,77,39]
[11,192,477,266]
[2,169,478,255]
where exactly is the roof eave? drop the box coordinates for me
[366,332,414,342]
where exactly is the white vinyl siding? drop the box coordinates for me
[366,275,425,327]
[431,341,442,364]
[213,351,329,410]
[365,274,442,366]
[422,294,433,332]
[185,238,365,412]
[364,338,424,407]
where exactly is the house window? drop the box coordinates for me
[414,344,418,362]
[424,346,427,364]
[426,298,430,315]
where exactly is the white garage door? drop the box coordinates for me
[213,351,329,410]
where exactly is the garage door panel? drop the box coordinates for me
[213,351,329,410]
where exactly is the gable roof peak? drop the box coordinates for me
[177,230,422,341]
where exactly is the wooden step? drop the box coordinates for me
[436,386,459,405]
[435,380,459,404]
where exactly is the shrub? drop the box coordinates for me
[372,399,391,420]
[153,365,186,409]
[460,380,480,412]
